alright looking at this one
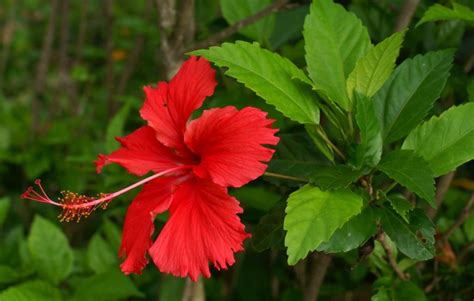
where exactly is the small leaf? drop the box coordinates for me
[377,150,435,206]
[417,3,474,27]
[390,281,428,301]
[311,165,366,190]
[27,215,74,284]
[354,92,382,167]
[381,208,435,261]
[87,233,117,274]
[220,0,274,45]
[347,31,405,99]
[71,268,144,301]
[284,185,363,264]
[252,202,286,252]
[387,194,414,223]
[106,103,131,153]
[402,103,474,176]
[373,49,454,143]
[0,280,63,301]
[192,41,320,124]
[317,206,377,253]
[304,0,371,110]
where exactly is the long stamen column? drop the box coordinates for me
[21,166,190,222]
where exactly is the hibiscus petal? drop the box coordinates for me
[119,177,178,274]
[140,56,217,151]
[184,106,279,187]
[96,126,180,176]
[149,178,250,281]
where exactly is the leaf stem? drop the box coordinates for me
[315,127,346,160]
[383,181,398,195]
[264,172,308,183]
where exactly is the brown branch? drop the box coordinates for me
[427,172,455,220]
[304,252,332,301]
[181,278,205,301]
[458,241,474,263]
[394,0,421,32]
[73,0,89,67]
[103,0,116,116]
[439,194,474,244]
[172,0,196,51]
[187,0,289,51]
[32,0,60,131]
[377,232,408,281]
[0,1,17,91]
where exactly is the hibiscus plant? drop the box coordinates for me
[2,0,474,300]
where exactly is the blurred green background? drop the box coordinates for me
[0,0,473,300]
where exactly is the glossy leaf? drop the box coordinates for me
[192,41,320,124]
[317,206,377,253]
[27,215,74,284]
[354,92,382,167]
[402,103,474,176]
[347,31,404,99]
[417,3,474,27]
[284,185,363,264]
[373,50,454,143]
[381,208,435,261]
[377,150,435,206]
[220,0,274,45]
[304,0,370,110]
[387,194,414,223]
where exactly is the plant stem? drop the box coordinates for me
[377,232,408,281]
[383,181,398,195]
[263,172,308,183]
[315,127,346,160]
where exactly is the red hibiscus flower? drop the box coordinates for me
[22,56,279,281]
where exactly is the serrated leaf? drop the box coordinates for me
[87,233,117,274]
[347,31,404,99]
[0,280,62,301]
[373,49,454,143]
[417,3,474,27]
[311,165,366,190]
[284,185,363,264]
[71,268,143,301]
[304,0,370,110]
[377,150,435,206]
[354,92,382,167]
[252,202,286,252]
[220,0,274,45]
[387,194,414,223]
[317,206,377,253]
[106,103,130,153]
[192,41,319,124]
[381,208,435,261]
[27,215,73,284]
[402,103,474,176]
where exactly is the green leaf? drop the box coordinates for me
[305,125,335,163]
[87,233,117,274]
[192,41,319,124]
[27,215,73,284]
[270,6,308,49]
[390,281,427,301]
[252,201,286,252]
[284,185,363,264]
[102,218,122,251]
[371,288,389,301]
[387,194,414,223]
[381,208,435,261]
[354,92,382,167]
[377,150,435,206]
[317,206,377,253]
[304,0,370,110]
[0,265,21,285]
[105,103,130,153]
[347,31,404,99]
[220,0,274,45]
[71,268,144,301]
[402,103,474,176]
[417,3,474,27]
[158,276,185,301]
[231,185,280,212]
[463,213,474,241]
[0,197,10,227]
[373,49,454,143]
[0,280,62,301]
[468,78,474,102]
[310,165,366,190]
